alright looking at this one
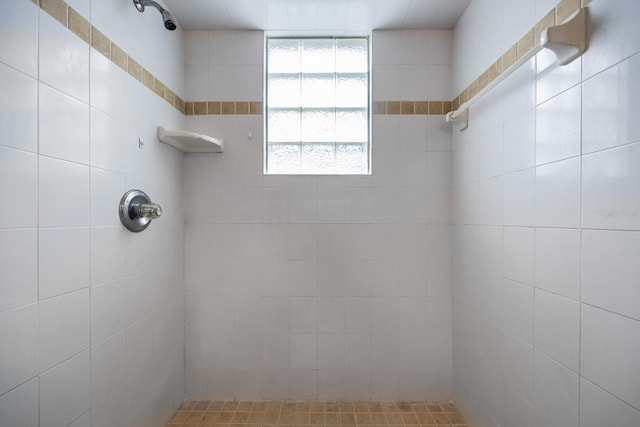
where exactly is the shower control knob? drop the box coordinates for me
[133,202,162,219]
[119,190,162,232]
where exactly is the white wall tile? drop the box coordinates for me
[91,168,126,227]
[583,143,640,231]
[536,85,581,165]
[317,297,345,333]
[0,229,37,312]
[582,230,640,321]
[427,30,452,65]
[502,169,535,226]
[583,54,640,154]
[39,83,90,164]
[536,47,581,105]
[427,65,452,100]
[0,378,38,427]
[580,377,640,427]
[581,305,640,409]
[502,331,533,403]
[400,30,429,65]
[262,333,290,370]
[427,116,451,152]
[39,351,91,427]
[39,156,90,227]
[535,157,581,228]
[185,65,209,100]
[91,331,126,403]
[500,59,536,122]
[92,384,127,427]
[90,108,126,173]
[534,289,580,371]
[290,334,316,369]
[535,228,580,300]
[184,31,209,66]
[533,350,579,427]
[39,12,89,102]
[0,0,38,76]
[502,279,534,344]
[39,289,90,372]
[234,333,262,370]
[290,297,316,333]
[182,27,453,400]
[90,49,125,118]
[235,297,262,332]
[372,64,400,100]
[503,227,534,285]
[452,1,640,426]
[0,63,37,153]
[503,109,535,173]
[91,279,126,345]
[39,227,90,300]
[91,227,127,286]
[317,333,345,370]
[263,187,290,223]
[0,304,38,395]
[581,0,640,80]
[317,369,344,400]
[0,147,37,228]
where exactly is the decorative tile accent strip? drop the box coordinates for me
[34,0,186,114]
[33,0,588,119]
[184,101,263,116]
[451,0,590,112]
[372,101,453,115]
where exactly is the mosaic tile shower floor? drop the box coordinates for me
[166,400,468,427]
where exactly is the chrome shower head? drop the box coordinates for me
[133,0,177,31]
[161,9,177,31]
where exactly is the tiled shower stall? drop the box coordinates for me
[1,0,639,426]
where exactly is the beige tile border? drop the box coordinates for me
[372,101,452,115]
[184,101,263,116]
[34,0,590,118]
[451,0,590,112]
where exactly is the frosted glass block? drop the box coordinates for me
[268,75,301,108]
[268,39,300,73]
[336,143,368,174]
[336,39,368,73]
[302,109,335,142]
[302,40,335,73]
[301,76,335,108]
[336,110,368,142]
[336,75,368,108]
[301,144,334,173]
[269,143,301,174]
[268,109,300,142]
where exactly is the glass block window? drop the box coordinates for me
[266,37,370,174]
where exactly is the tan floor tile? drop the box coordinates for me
[431,412,450,423]
[165,400,466,427]
[222,402,240,411]
[209,402,225,411]
[385,413,403,424]
[427,403,443,412]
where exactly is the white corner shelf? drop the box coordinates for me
[157,127,224,153]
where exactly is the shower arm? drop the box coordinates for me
[132,0,177,30]
[133,0,165,14]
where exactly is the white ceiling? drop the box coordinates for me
[163,0,472,33]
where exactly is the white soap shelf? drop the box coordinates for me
[157,127,224,153]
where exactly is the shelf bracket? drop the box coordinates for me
[541,7,588,66]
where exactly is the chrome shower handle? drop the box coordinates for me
[132,202,162,219]
[119,190,162,232]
